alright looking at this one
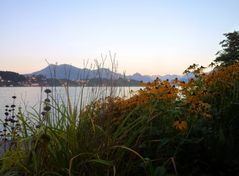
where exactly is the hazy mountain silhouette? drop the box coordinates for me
[30,64,193,82]
[31,64,122,80]
[127,73,194,82]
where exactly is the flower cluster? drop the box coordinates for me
[36,89,52,128]
[0,96,21,142]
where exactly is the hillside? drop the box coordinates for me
[0,71,27,86]
[31,64,122,80]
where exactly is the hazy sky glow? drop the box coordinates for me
[0,0,239,75]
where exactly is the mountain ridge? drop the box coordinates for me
[29,64,193,82]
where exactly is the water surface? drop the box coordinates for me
[0,86,140,120]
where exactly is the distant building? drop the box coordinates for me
[31,83,40,87]
[0,76,4,83]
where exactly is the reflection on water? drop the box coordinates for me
[0,87,141,120]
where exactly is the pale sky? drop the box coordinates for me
[0,0,238,75]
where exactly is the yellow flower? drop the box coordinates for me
[173,120,188,130]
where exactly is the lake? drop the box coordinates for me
[0,86,141,120]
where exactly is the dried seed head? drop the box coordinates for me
[44,98,50,102]
[44,106,51,112]
[44,89,51,94]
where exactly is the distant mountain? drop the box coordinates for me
[127,73,153,82]
[127,73,194,82]
[30,64,194,82]
[158,74,194,82]
[30,64,122,80]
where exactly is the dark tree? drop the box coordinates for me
[214,31,239,65]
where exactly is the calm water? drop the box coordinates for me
[0,87,140,120]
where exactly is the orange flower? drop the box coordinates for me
[173,120,188,130]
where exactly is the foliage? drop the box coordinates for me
[214,31,239,65]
